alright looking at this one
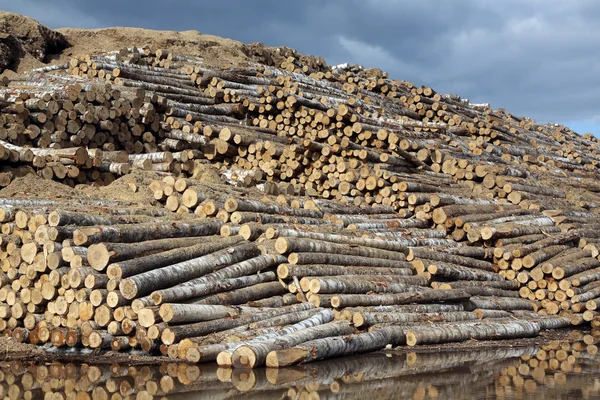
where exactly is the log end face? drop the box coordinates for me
[87,243,110,271]
[480,227,494,241]
[331,296,341,309]
[224,198,238,213]
[159,304,173,322]
[47,211,60,227]
[186,347,201,363]
[161,328,176,346]
[406,331,417,346]
[352,312,365,328]
[274,237,289,255]
[232,346,257,368]
[266,348,308,368]
[216,351,232,367]
[276,264,289,279]
[119,278,138,300]
[106,264,122,280]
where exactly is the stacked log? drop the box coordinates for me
[2,42,600,367]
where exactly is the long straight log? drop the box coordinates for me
[187,308,335,363]
[265,326,405,367]
[106,236,244,279]
[152,256,280,304]
[353,311,479,328]
[159,304,266,324]
[275,237,406,261]
[266,228,409,252]
[277,264,415,279]
[405,320,540,346]
[308,278,424,295]
[330,289,471,308]
[466,296,535,311]
[435,280,519,290]
[288,252,413,269]
[87,236,210,271]
[72,220,222,246]
[192,281,285,306]
[427,262,503,281]
[119,242,260,299]
[408,248,494,271]
[160,302,315,345]
[231,321,355,368]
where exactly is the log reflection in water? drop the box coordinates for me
[1,332,600,399]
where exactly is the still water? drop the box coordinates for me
[1,330,599,399]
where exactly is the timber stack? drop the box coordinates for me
[0,40,599,366]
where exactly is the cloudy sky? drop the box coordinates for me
[3,0,599,135]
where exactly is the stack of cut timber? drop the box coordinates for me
[2,41,600,366]
[0,189,574,367]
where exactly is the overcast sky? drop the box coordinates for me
[3,0,599,135]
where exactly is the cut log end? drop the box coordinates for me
[232,346,256,368]
[266,348,309,368]
[274,237,290,254]
[217,351,233,367]
[352,312,366,327]
[87,243,111,271]
[186,347,201,363]
[161,328,176,345]
[406,331,418,346]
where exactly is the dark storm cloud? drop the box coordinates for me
[2,0,600,128]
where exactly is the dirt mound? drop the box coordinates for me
[56,27,328,70]
[76,170,162,205]
[0,12,68,73]
[0,173,75,199]
[0,13,328,75]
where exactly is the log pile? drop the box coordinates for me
[0,195,571,368]
[0,42,599,366]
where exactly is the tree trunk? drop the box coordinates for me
[160,302,315,345]
[231,321,354,368]
[152,271,277,305]
[330,289,470,308]
[72,220,222,246]
[119,242,260,299]
[408,248,494,271]
[265,326,405,367]
[288,252,412,269]
[522,244,574,268]
[405,320,540,346]
[107,235,244,278]
[427,262,504,281]
[277,264,416,279]
[353,311,479,328]
[308,278,424,295]
[247,294,299,308]
[466,296,535,311]
[192,281,285,306]
[275,237,407,261]
[159,304,267,324]
[87,236,212,271]
[266,227,409,252]
[214,309,339,366]
[552,258,600,280]
[435,280,519,290]
[184,309,335,363]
